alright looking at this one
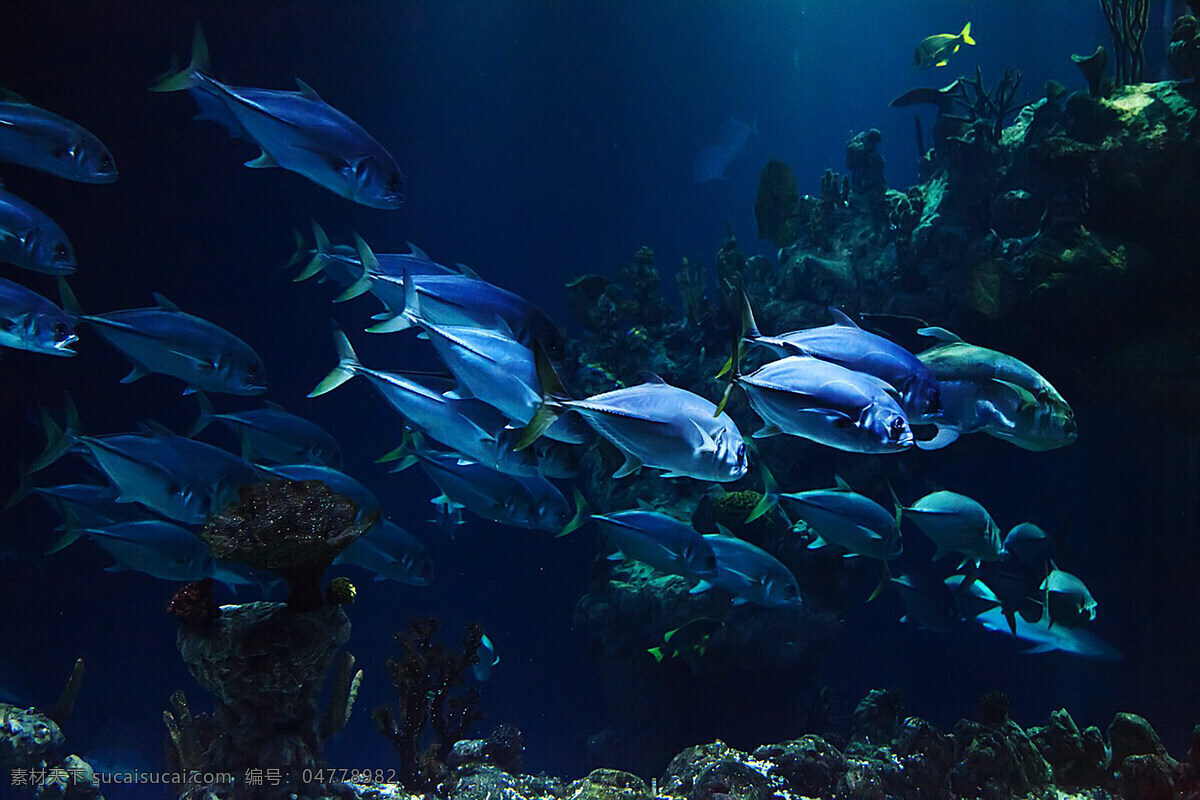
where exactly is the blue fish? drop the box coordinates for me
[591,510,719,582]
[151,26,404,209]
[0,277,77,355]
[472,633,500,681]
[0,187,75,274]
[291,224,460,286]
[739,296,941,422]
[409,445,584,535]
[309,329,544,476]
[9,479,152,554]
[0,88,117,183]
[779,477,902,562]
[693,118,755,183]
[190,392,341,467]
[334,519,433,586]
[975,605,1120,660]
[342,238,566,357]
[903,490,1003,567]
[693,532,802,608]
[62,284,266,395]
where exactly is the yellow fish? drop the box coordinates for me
[915,22,975,68]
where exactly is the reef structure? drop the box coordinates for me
[163,480,369,800]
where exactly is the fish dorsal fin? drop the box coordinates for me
[834,475,853,491]
[454,262,483,281]
[263,400,286,412]
[917,326,962,343]
[638,371,667,385]
[152,292,181,312]
[0,87,29,104]
[828,307,860,328]
[294,77,323,102]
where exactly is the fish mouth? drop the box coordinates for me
[243,383,269,395]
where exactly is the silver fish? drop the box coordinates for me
[779,477,902,562]
[82,520,214,582]
[591,511,719,581]
[0,88,117,182]
[412,447,583,535]
[151,26,403,209]
[309,329,542,476]
[64,286,266,395]
[525,371,747,482]
[0,277,77,355]
[903,490,1003,566]
[1041,568,1098,628]
[190,392,341,467]
[731,354,912,454]
[693,532,802,608]
[0,187,75,274]
[473,634,500,681]
[916,327,1075,451]
[740,295,941,422]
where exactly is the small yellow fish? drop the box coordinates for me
[915,22,975,68]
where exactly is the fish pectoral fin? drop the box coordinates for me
[855,525,885,542]
[992,378,1039,411]
[167,349,218,372]
[752,423,783,438]
[613,453,643,479]
[120,362,152,384]
[916,425,960,450]
[689,419,718,453]
[806,535,831,550]
[978,401,1017,430]
[245,151,279,169]
[689,580,713,594]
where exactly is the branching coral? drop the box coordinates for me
[1100,0,1150,85]
[372,617,485,794]
[947,66,1024,143]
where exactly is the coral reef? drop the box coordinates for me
[1,661,102,800]
[337,692,1198,800]
[164,479,370,800]
[371,617,486,794]
[167,602,358,800]
[199,479,376,612]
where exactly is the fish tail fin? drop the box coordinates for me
[150,23,209,92]
[27,405,78,474]
[557,486,589,537]
[187,390,216,437]
[886,478,903,529]
[56,277,82,318]
[515,344,568,451]
[960,22,975,46]
[867,561,893,602]
[334,233,379,302]
[647,647,665,663]
[308,326,361,397]
[285,228,308,269]
[3,471,34,511]
[746,462,779,523]
[294,220,330,282]
[714,324,743,417]
[378,429,421,473]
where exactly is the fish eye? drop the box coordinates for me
[51,321,71,340]
[890,418,907,439]
[53,242,69,259]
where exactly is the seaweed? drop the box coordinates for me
[947,66,1024,144]
[372,617,485,794]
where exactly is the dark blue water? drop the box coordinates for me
[1,1,1196,794]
